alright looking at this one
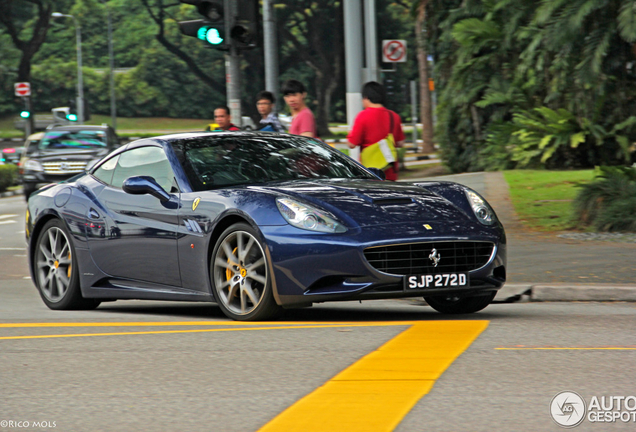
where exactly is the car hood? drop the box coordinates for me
[255,179,473,227]
[33,148,108,161]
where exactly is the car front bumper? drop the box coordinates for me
[261,221,507,307]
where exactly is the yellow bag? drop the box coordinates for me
[360,133,397,170]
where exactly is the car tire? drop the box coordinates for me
[424,291,496,314]
[210,222,282,321]
[34,219,100,310]
[243,126,253,131]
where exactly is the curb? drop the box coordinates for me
[494,283,636,303]
[0,189,22,198]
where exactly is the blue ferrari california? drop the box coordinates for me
[26,132,506,321]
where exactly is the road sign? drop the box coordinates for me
[14,82,31,97]
[382,40,407,63]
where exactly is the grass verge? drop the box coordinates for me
[503,169,595,231]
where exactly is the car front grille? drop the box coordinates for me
[364,241,495,275]
[42,161,88,175]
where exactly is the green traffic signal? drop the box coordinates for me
[67,113,78,121]
[20,110,30,119]
[198,26,223,45]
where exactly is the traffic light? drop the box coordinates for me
[67,100,78,122]
[20,110,30,119]
[179,19,225,46]
[230,0,259,50]
[178,1,226,49]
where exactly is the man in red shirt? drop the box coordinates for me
[213,106,241,131]
[282,80,317,138]
[347,82,405,181]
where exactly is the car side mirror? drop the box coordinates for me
[123,176,171,202]
[367,168,386,180]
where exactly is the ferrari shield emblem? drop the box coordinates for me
[423,224,432,230]
[192,197,201,212]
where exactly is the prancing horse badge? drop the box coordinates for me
[192,197,201,211]
[429,248,441,267]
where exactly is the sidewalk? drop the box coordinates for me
[405,171,636,302]
[0,187,22,198]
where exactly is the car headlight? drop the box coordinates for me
[24,159,43,172]
[276,198,347,233]
[464,189,496,225]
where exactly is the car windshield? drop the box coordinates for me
[39,130,107,150]
[172,134,375,191]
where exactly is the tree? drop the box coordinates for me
[0,0,61,82]
[414,0,435,153]
[276,0,345,137]
[140,0,226,97]
[0,0,68,124]
[426,0,636,172]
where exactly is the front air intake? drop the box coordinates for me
[364,241,495,275]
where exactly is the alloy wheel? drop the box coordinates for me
[36,226,73,302]
[213,230,268,316]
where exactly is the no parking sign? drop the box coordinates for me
[382,40,407,63]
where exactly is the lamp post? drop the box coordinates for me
[52,12,84,124]
[105,6,116,130]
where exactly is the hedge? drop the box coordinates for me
[0,164,18,192]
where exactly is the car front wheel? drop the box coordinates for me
[34,219,100,310]
[424,291,496,314]
[211,223,282,321]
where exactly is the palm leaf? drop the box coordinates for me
[618,0,636,42]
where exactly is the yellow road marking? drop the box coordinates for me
[0,321,419,328]
[258,321,489,432]
[0,320,489,430]
[0,324,408,341]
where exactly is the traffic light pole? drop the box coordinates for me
[226,47,242,127]
[73,17,84,124]
[344,0,363,161]
[263,0,280,111]
[24,97,33,137]
[225,0,242,126]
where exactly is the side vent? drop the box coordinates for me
[184,219,203,233]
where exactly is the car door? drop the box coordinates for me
[88,145,182,287]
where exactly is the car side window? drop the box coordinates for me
[92,155,119,186]
[110,146,176,192]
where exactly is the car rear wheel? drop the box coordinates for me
[424,291,496,314]
[211,223,282,321]
[34,219,100,310]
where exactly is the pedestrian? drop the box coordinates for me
[347,81,405,181]
[282,80,317,138]
[212,106,241,131]
[256,91,286,132]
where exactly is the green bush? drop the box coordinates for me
[574,166,636,232]
[0,164,18,192]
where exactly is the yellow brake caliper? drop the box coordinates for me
[226,247,240,297]
[67,251,72,278]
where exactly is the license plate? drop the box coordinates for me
[404,273,469,290]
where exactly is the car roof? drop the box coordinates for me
[151,131,295,141]
[26,132,45,140]
[46,124,113,132]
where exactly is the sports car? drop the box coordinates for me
[26,132,506,321]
